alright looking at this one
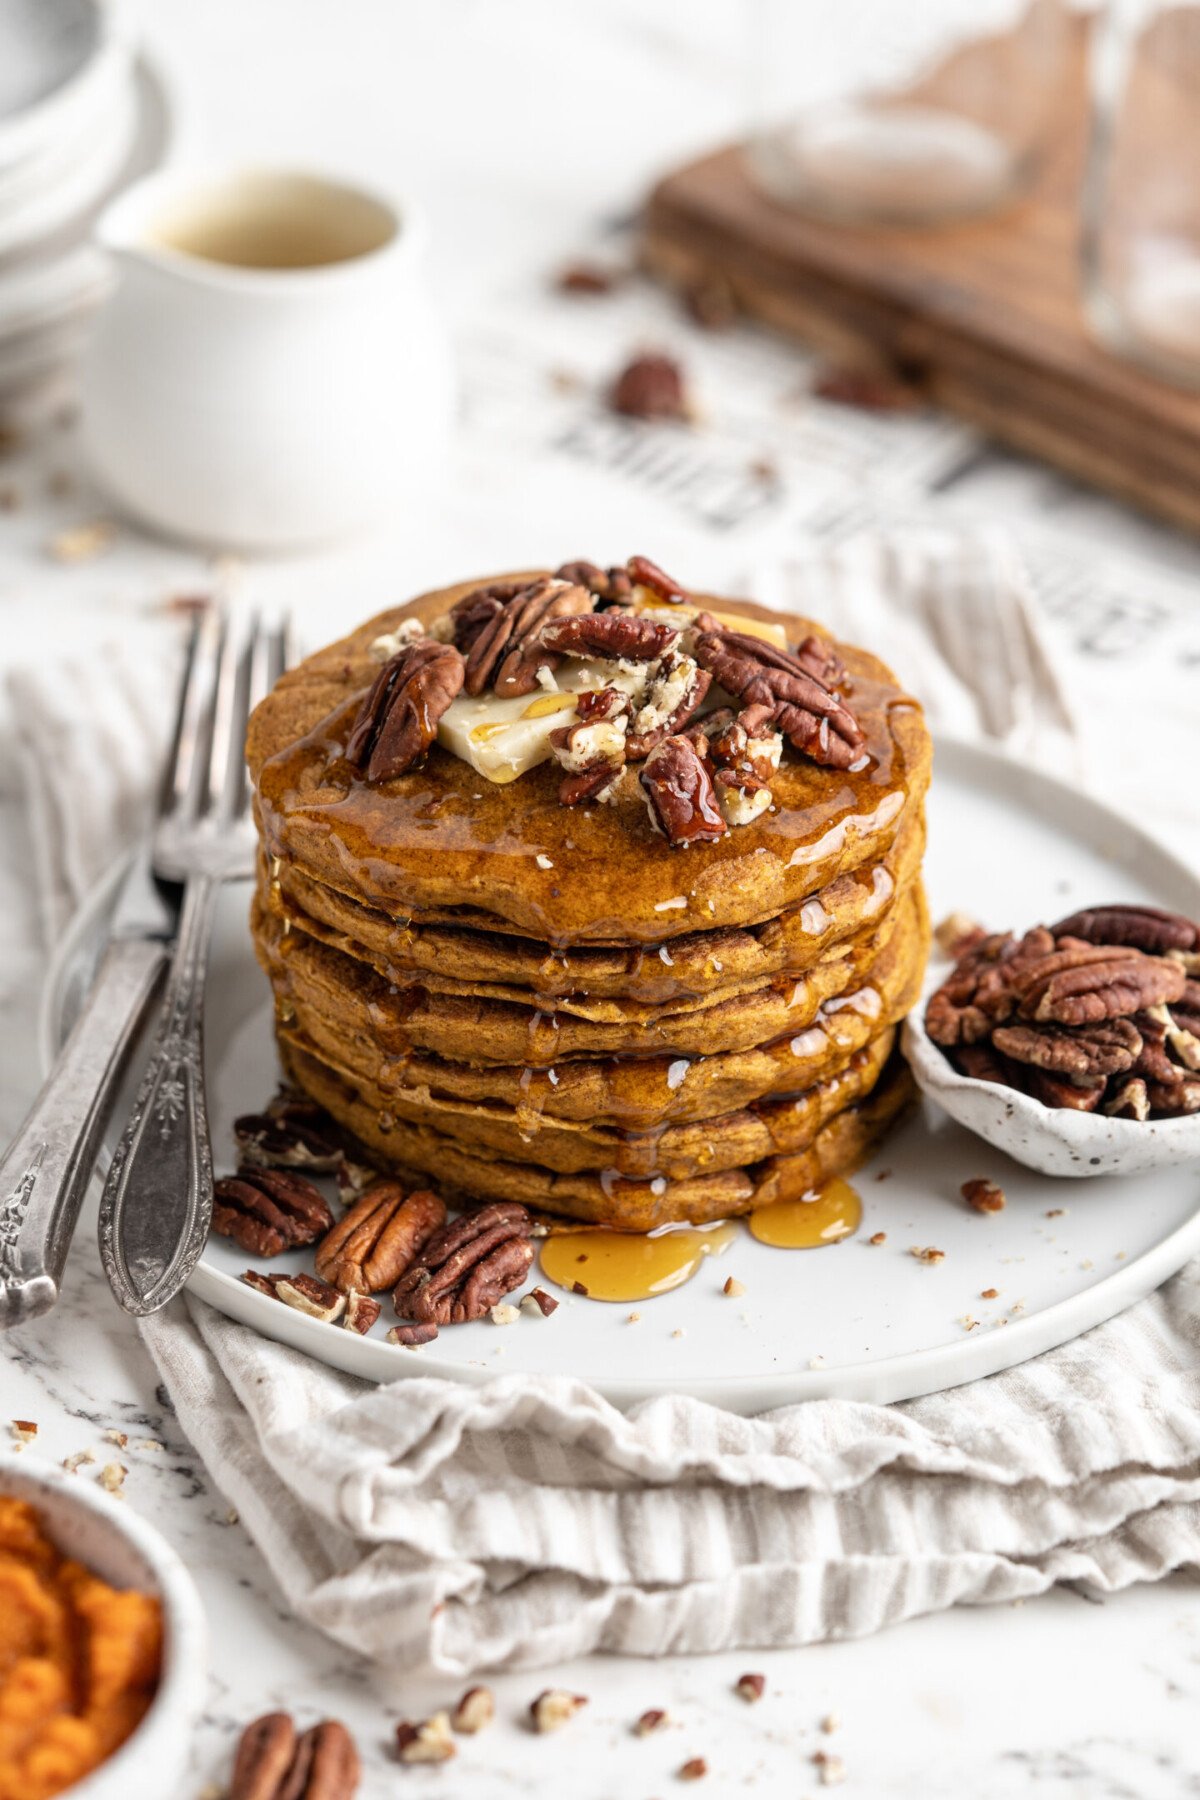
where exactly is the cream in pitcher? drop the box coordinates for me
[81,169,453,549]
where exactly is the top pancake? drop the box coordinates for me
[247,574,932,946]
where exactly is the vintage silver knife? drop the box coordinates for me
[0,847,177,1327]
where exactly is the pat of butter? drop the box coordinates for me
[439,661,645,783]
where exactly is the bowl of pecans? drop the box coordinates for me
[902,904,1200,1177]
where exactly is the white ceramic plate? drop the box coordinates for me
[43,739,1200,1413]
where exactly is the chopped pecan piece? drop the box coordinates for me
[392,1202,535,1325]
[387,1321,439,1347]
[639,734,727,847]
[395,1713,456,1764]
[1106,1077,1151,1121]
[522,1286,560,1317]
[212,1170,334,1258]
[530,1690,588,1732]
[625,655,711,759]
[539,610,679,661]
[462,577,594,697]
[558,760,625,806]
[610,353,689,421]
[991,1017,1142,1078]
[692,628,864,770]
[243,1269,282,1299]
[557,261,623,295]
[1051,903,1200,958]
[274,1272,345,1323]
[627,553,689,603]
[451,1687,495,1734]
[315,1180,446,1293]
[344,641,464,782]
[1010,944,1185,1027]
[692,708,783,828]
[961,1178,1005,1213]
[342,1290,382,1335]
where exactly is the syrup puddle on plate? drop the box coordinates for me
[747,1177,862,1249]
[540,1222,737,1302]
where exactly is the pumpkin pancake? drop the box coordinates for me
[279,1037,916,1230]
[252,874,924,1062]
[263,806,925,1007]
[247,574,931,945]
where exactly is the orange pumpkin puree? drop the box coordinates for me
[0,1497,163,1800]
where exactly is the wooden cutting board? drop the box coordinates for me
[640,77,1200,537]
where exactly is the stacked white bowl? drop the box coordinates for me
[0,0,171,400]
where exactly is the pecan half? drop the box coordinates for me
[229,1714,360,1800]
[926,928,1052,1045]
[610,354,689,421]
[447,581,528,654]
[625,655,711,759]
[1051,903,1200,958]
[639,734,727,847]
[463,578,594,697]
[795,633,848,691]
[692,628,864,769]
[315,1181,446,1293]
[627,554,688,603]
[387,1321,439,1346]
[1010,944,1185,1027]
[991,1017,1142,1079]
[392,1202,534,1325]
[344,641,464,782]
[1025,1070,1107,1111]
[555,560,633,603]
[212,1170,333,1258]
[234,1096,343,1174]
[539,611,679,661]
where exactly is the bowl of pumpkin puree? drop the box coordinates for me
[0,1460,206,1799]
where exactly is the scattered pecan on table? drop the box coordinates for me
[693,627,864,771]
[315,1180,446,1294]
[925,905,1200,1118]
[228,1711,360,1800]
[639,734,728,847]
[212,1169,333,1258]
[609,351,690,421]
[343,640,464,782]
[392,1201,535,1325]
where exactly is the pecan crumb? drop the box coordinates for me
[821,1711,841,1734]
[451,1686,494,1734]
[396,1712,456,1763]
[556,260,623,295]
[910,1246,946,1265]
[522,1287,560,1317]
[722,1275,746,1298]
[1045,1207,1065,1218]
[103,1429,128,1448]
[814,362,922,412]
[634,1708,669,1736]
[981,1287,999,1300]
[98,1462,127,1495]
[868,1231,887,1246]
[962,1178,1006,1213]
[11,1420,37,1443]
[490,1301,520,1325]
[47,518,116,563]
[62,1450,94,1472]
[814,1748,848,1785]
[679,1757,709,1781]
[530,1689,588,1732]
[734,1672,765,1703]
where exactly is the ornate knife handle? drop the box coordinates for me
[0,938,167,1328]
[99,874,221,1316]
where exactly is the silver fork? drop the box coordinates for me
[98,607,288,1317]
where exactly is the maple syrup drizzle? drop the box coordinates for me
[747,1178,862,1249]
[539,1222,737,1302]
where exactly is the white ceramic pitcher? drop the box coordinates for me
[80,168,453,550]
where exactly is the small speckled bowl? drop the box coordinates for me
[902,1009,1200,1178]
[0,1456,207,1798]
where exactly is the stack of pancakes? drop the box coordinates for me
[245,574,932,1231]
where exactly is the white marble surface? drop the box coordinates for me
[2,2,1200,1794]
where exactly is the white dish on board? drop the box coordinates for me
[43,738,1200,1414]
